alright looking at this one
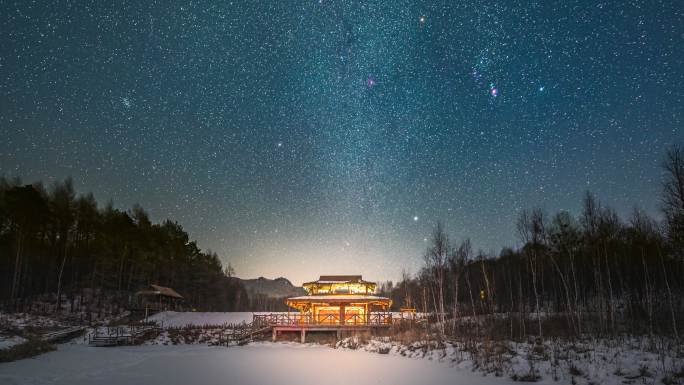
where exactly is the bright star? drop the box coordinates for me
[419,15,426,24]
[413,216,419,221]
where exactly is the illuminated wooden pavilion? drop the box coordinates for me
[253,275,392,342]
[286,275,391,325]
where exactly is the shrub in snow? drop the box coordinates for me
[0,338,55,363]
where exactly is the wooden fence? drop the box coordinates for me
[253,312,392,327]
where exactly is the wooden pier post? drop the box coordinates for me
[272,327,277,342]
[300,329,306,343]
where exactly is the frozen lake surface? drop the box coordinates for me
[0,342,523,385]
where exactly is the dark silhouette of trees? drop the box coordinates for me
[4,184,49,301]
[662,145,684,258]
[0,177,248,312]
[390,146,684,339]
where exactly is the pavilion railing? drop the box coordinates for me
[253,312,392,327]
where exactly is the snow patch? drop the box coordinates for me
[0,335,27,350]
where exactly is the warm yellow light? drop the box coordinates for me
[304,283,374,295]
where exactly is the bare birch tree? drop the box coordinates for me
[424,222,449,335]
[517,209,545,337]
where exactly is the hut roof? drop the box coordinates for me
[147,284,183,299]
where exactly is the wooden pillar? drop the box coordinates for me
[336,329,341,340]
[272,327,277,342]
[339,304,345,325]
[300,329,306,343]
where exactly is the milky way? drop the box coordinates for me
[1,1,682,284]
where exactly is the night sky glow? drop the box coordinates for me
[1,1,682,285]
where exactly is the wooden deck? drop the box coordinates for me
[253,313,392,343]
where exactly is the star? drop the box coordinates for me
[121,97,132,108]
[1,0,676,288]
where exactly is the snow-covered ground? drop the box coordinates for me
[3,337,678,385]
[336,337,684,385]
[0,343,515,385]
[2,311,681,384]
[0,335,26,350]
[0,312,66,330]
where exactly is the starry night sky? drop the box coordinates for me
[1,1,682,285]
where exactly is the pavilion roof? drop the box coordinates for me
[303,275,375,286]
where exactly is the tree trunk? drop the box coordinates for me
[56,244,68,312]
[569,250,582,335]
[529,251,542,337]
[465,270,478,336]
[603,243,615,333]
[452,274,460,336]
[550,254,575,335]
[118,244,128,292]
[508,267,514,340]
[641,249,653,338]
[481,260,493,314]
[11,231,24,301]
[658,245,678,339]
[437,275,445,335]
[518,265,526,339]
[592,250,605,334]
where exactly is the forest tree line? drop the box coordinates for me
[2,145,683,338]
[0,177,249,313]
[379,146,684,339]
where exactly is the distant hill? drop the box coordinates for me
[232,277,306,299]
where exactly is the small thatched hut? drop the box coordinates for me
[134,284,184,312]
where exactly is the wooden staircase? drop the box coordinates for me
[89,325,159,347]
[89,334,131,347]
[224,324,272,346]
[42,326,87,343]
